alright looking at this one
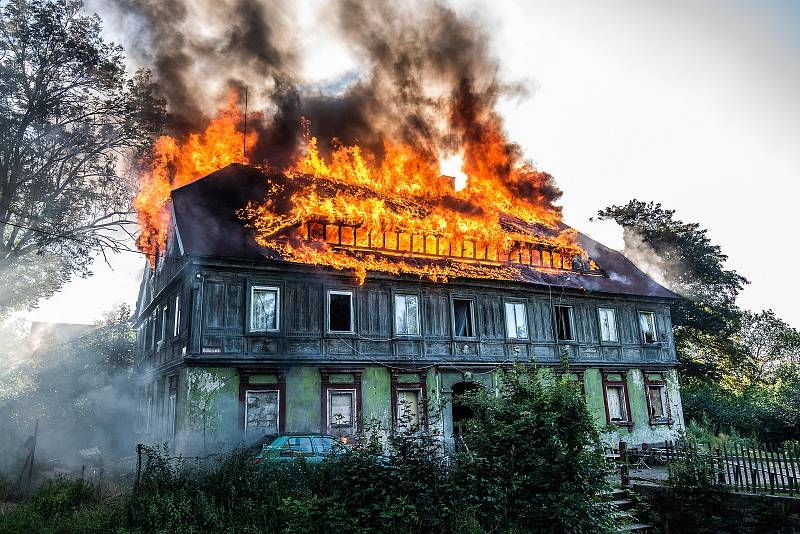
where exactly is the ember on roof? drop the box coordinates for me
[170,163,675,298]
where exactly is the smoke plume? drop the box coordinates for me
[101,0,563,208]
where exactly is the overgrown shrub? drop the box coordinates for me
[0,477,124,534]
[646,447,735,534]
[2,364,618,533]
[455,365,619,533]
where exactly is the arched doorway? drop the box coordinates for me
[451,381,481,449]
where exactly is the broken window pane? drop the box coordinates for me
[245,390,279,435]
[251,287,279,331]
[598,307,618,342]
[329,391,354,427]
[555,305,574,341]
[395,294,420,335]
[504,302,528,339]
[453,299,475,337]
[639,311,657,343]
[328,291,353,332]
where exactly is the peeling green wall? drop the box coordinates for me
[285,366,320,432]
[362,367,391,429]
[183,367,239,453]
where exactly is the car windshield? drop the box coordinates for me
[312,436,335,453]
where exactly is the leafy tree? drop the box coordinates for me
[595,200,748,379]
[0,0,164,316]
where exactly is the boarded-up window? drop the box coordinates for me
[245,390,279,436]
[395,294,420,335]
[251,286,279,331]
[504,302,528,339]
[396,390,420,431]
[329,390,354,428]
[605,386,628,422]
[598,307,618,342]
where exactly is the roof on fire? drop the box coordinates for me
[170,164,676,299]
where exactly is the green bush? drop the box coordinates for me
[455,365,619,533]
[1,364,619,533]
[0,477,125,534]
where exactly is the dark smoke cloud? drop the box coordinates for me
[101,0,562,206]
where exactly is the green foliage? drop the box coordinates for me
[1,366,616,533]
[647,448,735,534]
[595,200,748,342]
[0,0,165,316]
[0,477,125,534]
[455,364,619,533]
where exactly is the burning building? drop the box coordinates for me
[133,146,684,453]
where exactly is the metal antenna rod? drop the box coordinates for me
[243,88,248,160]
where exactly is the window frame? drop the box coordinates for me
[450,295,478,340]
[553,304,576,343]
[393,291,422,338]
[644,372,673,425]
[390,370,428,431]
[173,294,181,337]
[602,371,633,428]
[249,285,281,333]
[638,310,659,344]
[320,369,362,436]
[238,372,286,436]
[597,306,619,344]
[327,289,355,334]
[503,299,530,341]
[327,389,357,428]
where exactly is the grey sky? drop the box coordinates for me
[20,0,800,327]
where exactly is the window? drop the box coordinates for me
[167,376,178,437]
[173,295,181,337]
[284,437,314,454]
[504,301,528,339]
[395,294,420,336]
[312,436,335,453]
[251,286,279,332]
[605,386,628,422]
[452,298,475,337]
[160,306,167,342]
[328,290,354,333]
[244,390,279,436]
[329,390,355,428]
[396,390,420,431]
[554,305,574,341]
[639,311,658,343]
[598,307,618,342]
[647,384,670,423]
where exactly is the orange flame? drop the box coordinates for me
[134,90,587,283]
[135,91,256,259]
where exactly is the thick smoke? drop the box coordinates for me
[102,0,563,208]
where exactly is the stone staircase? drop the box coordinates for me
[607,487,653,533]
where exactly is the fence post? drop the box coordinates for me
[715,446,725,485]
[619,441,630,489]
[134,443,143,494]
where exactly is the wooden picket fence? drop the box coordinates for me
[664,440,800,496]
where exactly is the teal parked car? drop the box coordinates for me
[254,434,347,464]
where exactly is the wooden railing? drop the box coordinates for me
[663,440,800,496]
